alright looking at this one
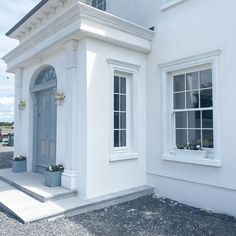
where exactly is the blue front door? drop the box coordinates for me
[36,87,57,173]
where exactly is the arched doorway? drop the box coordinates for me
[31,66,57,173]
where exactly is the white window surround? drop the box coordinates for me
[107,58,140,162]
[160,0,187,11]
[159,49,222,167]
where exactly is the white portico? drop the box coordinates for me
[2,0,153,198]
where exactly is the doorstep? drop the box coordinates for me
[0,168,77,202]
[0,179,154,223]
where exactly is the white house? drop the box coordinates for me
[2,0,236,218]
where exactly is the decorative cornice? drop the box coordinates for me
[107,58,141,71]
[8,1,153,43]
[2,2,154,71]
[9,0,74,42]
[159,49,222,70]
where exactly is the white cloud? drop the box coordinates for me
[0,96,14,122]
[0,97,14,106]
[0,0,40,122]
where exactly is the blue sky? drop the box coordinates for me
[0,0,40,122]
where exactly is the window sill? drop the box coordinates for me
[160,0,186,11]
[110,152,139,162]
[162,152,221,167]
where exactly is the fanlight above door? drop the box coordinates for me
[35,67,56,85]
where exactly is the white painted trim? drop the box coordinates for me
[61,169,78,191]
[159,49,222,71]
[108,59,139,162]
[110,152,139,162]
[162,154,221,167]
[160,0,187,11]
[160,49,222,165]
[107,58,141,70]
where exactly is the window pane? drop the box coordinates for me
[186,91,199,108]
[203,130,214,148]
[120,113,126,129]
[114,94,119,111]
[202,110,213,128]
[200,89,213,108]
[174,92,185,109]
[114,112,119,129]
[175,112,187,128]
[114,130,119,147]
[188,111,200,128]
[120,130,126,147]
[200,69,212,89]
[188,129,201,146]
[92,0,96,7]
[114,76,119,93]
[186,72,198,91]
[120,77,126,94]
[173,74,185,92]
[120,95,126,111]
[176,129,187,146]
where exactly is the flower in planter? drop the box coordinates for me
[176,144,185,150]
[46,164,64,172]
[45,164,64,187]
[176,144,202,151]
[11,155,26,161]
[12,155,27,173]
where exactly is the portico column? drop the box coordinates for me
[14,67,24,156]
[61,40,79,191]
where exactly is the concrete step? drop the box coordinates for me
[0,181,154,223]
[0,169,77,202]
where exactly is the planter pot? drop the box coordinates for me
[45,170,63,187]
[12,160,27,173]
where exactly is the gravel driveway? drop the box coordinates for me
[0,195,235,236]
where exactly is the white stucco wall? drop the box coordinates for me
[146,0,236,217]
[85,38,147,197]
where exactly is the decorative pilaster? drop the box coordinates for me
[61,40,79,191]
[14,67,24,156]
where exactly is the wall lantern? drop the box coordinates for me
[55,90,65,106]
[18,100,26,111]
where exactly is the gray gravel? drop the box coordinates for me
[0,195,236,236]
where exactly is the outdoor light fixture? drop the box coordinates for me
[18,100,26,111]
[55,90,65,106]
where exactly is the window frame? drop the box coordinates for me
[107,58,139,162]
[160,50,222,167]
[91,0,106,11]
[171,66,214,152]
[113,72,131,152]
